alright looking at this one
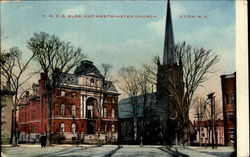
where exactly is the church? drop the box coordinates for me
[17,60,120,143]
[119,0,184,145]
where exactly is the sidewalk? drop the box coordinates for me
[169,146,235,157]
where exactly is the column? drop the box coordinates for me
[100,97,103,117]
[83,96,86,118]
[80,95,83,117]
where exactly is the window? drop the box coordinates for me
[86,98,96,118]
[112,98,115,103]
[228,112,234,121]
[111,124,115,132]
[111,108,115,118]
[231,94,236,104]
[225,93,229,104]
[87,105,93,118]
[72,105,76,116]
[229,128,235,133]
[32,125,35,133]
[32,112,35,120]
[60,123,65,132]
[61,104,65,115]
[72,92,76,98]
[72,123,76,133]
[230,133,235,138]
[103,108,107,118]
[90,78,94,86]
[61,91,65,97]
[201,128,204,132]
[1,107,4,116]
[105,124,107,132]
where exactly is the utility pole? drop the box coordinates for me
[194,112,203,147]
[207,92,215,149]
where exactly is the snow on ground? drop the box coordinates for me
[2,144,235,157]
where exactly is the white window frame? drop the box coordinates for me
[72,123,76,133]
[61,91,65,97]
[103,108,107,118]
[60,123,65,132]
[61,104,65,115]
[111,108,115,118]
[72,105,76,116]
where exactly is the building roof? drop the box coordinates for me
[74,60,103,78]
[220,72,236,79]
[193,119,224,127]
[118,93,156,119]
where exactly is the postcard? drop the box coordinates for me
[1,0,248,156]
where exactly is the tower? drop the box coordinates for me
[156,0,183,145]
[163,0,176,65]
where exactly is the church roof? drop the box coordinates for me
[74,60,103,78]
[118,93,157,119]
[163,0,176,65]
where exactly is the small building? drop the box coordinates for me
[193,119,224,146]
[221,72,236,146]
[17,60,120,143]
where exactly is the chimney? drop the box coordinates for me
[41,73,46,80]
[26,91,30,96]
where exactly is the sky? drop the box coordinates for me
[1,0,236,118]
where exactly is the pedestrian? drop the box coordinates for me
[40,133,47,148]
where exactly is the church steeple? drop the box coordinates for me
[163,0,175,65]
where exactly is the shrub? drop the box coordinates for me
[51,133,66,144]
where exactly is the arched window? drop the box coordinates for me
[61,104,65,115]
[60,123,65,132]
[86,98,96,118]
[111,124,115,132]
[103,107,107,118]
[72,123,76,133]
[72,105,76,116]
[111,108,115,118]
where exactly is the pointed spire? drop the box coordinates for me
[163,0,175,65]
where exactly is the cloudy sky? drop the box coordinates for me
[1,0,235,110]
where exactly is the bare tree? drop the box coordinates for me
[0,47,36,146]
[169,42,219,145]
[144,42,219,145]
[27,32,86,145]
[203,99,223,146]
[101,63,113,82]
[118,66,141,142]
[193,97,207,146]
[203,100,223,122]
[137,69,151,145]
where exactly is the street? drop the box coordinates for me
[2,145,235,157]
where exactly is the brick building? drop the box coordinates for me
[221,72,236,146]
[17,60,120,143]
[193,120,224,146]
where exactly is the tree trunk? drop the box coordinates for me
[47,93,53,146]
[12,108,17,146]
[134,117,137,142]
[181,114,190,147]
